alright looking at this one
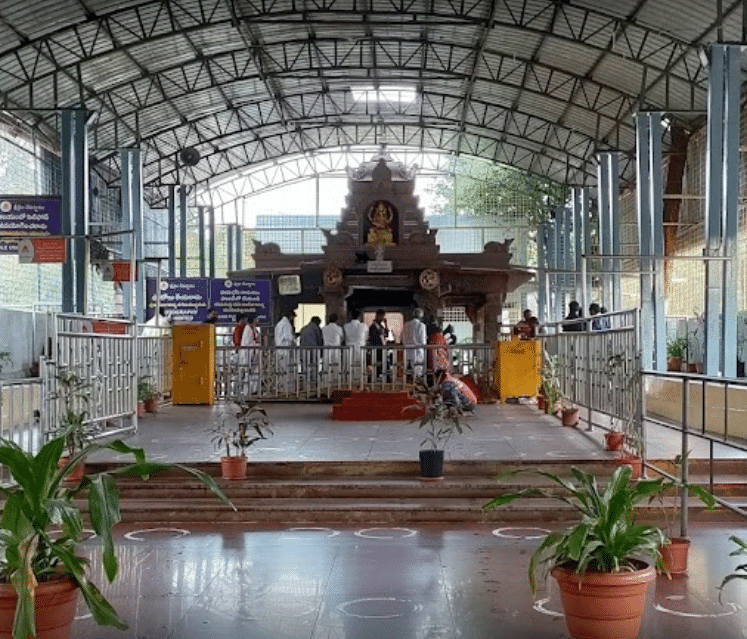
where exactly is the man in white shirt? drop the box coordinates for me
[141,307,171,338]
[274,311,296,393]
[240,314,261,394]
[322,313,345,385]
[402,308,427,378]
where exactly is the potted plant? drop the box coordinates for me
[719,535,747,600]
[137,375,160,413]
[0,429,233,638]
[484,465,669,639]
[211,398,273,480]
[601,353,627,451]
[49,366,92,482]
[666,336,688,372]
[407,377,471,480]
[540,353,562,416]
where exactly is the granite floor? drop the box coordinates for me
[71,400,747,638]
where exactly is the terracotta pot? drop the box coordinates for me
[58,456,84,483]
[687,363,697,373]
[537,396,547,412]
[667,357,682,372]
[694,362,704,374]
[614,455,643,480]
[144,397,159,413]
[137,400,145,417]
[605,431,624,452]
[0,575,79,639]
[660,537,690,575]
[551,562,656,639]
[561,407,579,427]
[220,455,248,480]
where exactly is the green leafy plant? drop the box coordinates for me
[406,378,471,451]
[49,366,92,457]
[539,353,562,414]
[0,429,234,638]
[666,337,688,359]
[211,398,273,458]
[483,465,670,594]
[719,536,747,602]
[136,376,159,403]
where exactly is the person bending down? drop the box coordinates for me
[435,368,477,412]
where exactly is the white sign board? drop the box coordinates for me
[367,260,393,274]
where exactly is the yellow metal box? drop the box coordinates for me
[172,324,215,405]
[494,337,541,402]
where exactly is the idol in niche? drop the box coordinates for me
[366,200,397,245]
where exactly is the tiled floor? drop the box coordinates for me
[73,400,747,639]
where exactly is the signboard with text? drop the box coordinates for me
[0,196,62,254]
[17,237,66,263]
[145,277,272,326]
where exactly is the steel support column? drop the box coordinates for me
[572,187,585,304]
[60,110,88,314]
[649,112,667,371]
[553,207,564,322]
[167,185,176,277]
[208,206,216,279]
[636,114,655,371]
[537,221,548,325]
[704,44,741,377]
[227,224,235,274]
[609,153,622,312]
[235,224,243,271]
[120,148,144,320]
[547,216,557,323]
[197,206,206,278]
[179,186,188,278]
[597,156,611,307]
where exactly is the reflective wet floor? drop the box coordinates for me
[73,522,747,639]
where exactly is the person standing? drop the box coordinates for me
[240,314,261,394]
[427,322,450,382]
[563,301,585,332]
[299,316,324,386]
[274,310,296,393]
[344,310,367,377]
[402,308,427,378]
[232,313,247,347]
[368,309,388,381]
[141,307,171,338]
[322,313,345,384]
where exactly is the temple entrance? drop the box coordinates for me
[345,288,416,318]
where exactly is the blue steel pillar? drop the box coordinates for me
[572,187,587,305]
[167,185,176,277]
[609,153,622,312]
[537,221,548,325]
[636,114,655,370]
[704,44,740,377]
[546,216,557,323]
[597,156,611,307]
[648,112,667,371]
[208,206,216,279]
[197,206,206,278]
[553,207,564,322]
[227,224,235,274]
[178,186,188,278]
[60,110,89,314]
[120,148,144,321]
[235,223,243,271]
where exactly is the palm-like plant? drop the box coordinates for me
[484,465,669,594]
[211,399,273,458]
[407,378,470,451]
[0,429,233,638]
[719,536,747,601]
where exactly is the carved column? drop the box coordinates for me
[483,292,505,344]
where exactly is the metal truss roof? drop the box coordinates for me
[0,0,740,202]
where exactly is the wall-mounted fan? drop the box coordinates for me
[179,147,201,166]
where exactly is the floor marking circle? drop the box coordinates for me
[492,527,551,540]
[654,601,738,618]
[282,527,340,538]
[337,597,421,619]
[355,527,416,539]
[533,597,564,617]
[124,527,190,541]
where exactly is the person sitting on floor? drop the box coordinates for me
[435,368,477,413]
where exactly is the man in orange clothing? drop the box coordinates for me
[233,313,248,347]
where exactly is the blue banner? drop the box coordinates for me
[0,196,62,253]
[145,277,272,326]
[145,278,210,323]
[210,278,272,326]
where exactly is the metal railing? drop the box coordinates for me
[43,314,138,442]
[0,377,42,455]
[642,369,747,535]
[136,334,173,400]
[541,309,643,456]
[214,343,494,401]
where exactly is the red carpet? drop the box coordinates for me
[332,391,424,421]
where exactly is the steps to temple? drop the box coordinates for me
[331,391,425,421]
[82,459,747,525]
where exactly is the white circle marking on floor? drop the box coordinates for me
[492,527,551,540]
[337,597,421,619]
[124,527,190,541]
[533,597,564,617]
[355,527,417,539]
[653,601,738,618]
[282,527,340,538]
